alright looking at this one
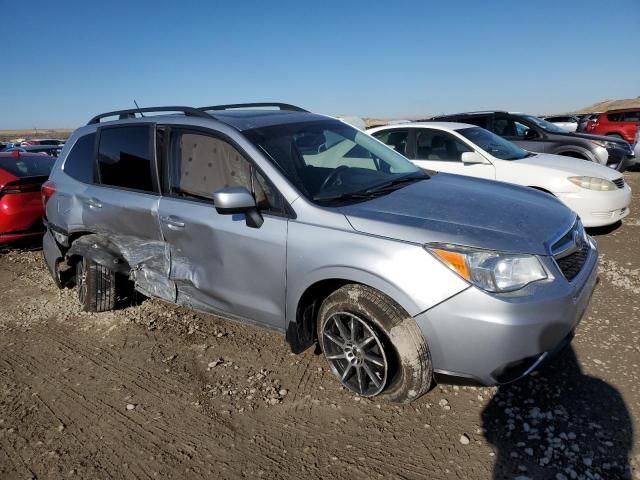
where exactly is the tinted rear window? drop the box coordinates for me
[459,116,489,129]
[97,126,155,192]
[0,155,54,178]
[63,132,96,183]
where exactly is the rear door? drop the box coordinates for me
[622,111,640,143]
[80,124,174,300]
[411,128,495,179]
[157,126,288,329]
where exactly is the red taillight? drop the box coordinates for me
[0,180,41,195]
[41,181,56,207]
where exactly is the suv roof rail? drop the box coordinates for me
[87,106,212,125]
[430,110,509,118]
[200,102,308,113]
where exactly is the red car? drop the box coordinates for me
[0,151,54,243]
[587,108,640,144]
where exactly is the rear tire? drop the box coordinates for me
[76,257,116,312]
[317,284,432,402]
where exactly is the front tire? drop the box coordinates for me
[317,284,433,402]
[76,257,116,312]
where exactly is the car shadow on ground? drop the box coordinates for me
[0,236,43,254]
[482,346,633,479]
[587,221,623,237]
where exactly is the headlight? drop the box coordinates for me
[427,244,547,293]
[568,176,616,191]
[591,139,620,149]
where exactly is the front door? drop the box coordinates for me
[158,127,288,329]
[494,116,548,153]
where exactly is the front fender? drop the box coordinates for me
[285,221,470,331]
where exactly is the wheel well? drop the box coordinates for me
[287,279,352,354]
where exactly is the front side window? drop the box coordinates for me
[519,115,565,133]
[169,131,284,213]
[607,112,622,122]
[244,120,423,203]
[458,127,530,161]
[414,129,472,161]
[97,126,155,192]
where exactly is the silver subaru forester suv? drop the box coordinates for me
[42,104,598,402]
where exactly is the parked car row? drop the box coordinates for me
[368,122,631,227]
[585,108,640,144]
[25,102,614,402]
[428,111,635,171]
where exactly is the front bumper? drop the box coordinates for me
[605,148,634,172]
[415,239,598,385]
[556,185,632,227]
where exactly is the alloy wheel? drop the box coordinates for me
[77,259,87,304]
[322,312,388,396]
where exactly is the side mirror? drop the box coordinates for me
[213,186,263,228]
[461,151,486,164]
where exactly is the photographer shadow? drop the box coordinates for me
[482,346,633,479]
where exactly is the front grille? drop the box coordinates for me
[551,220,591,282]
[555,241,589,282]
[613,177,625,189]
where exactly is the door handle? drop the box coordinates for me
[85,198,102,209]
[162,215,185,230]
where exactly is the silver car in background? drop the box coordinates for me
[42,104,598,401]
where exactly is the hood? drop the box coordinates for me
[339,174,576,256]
[514,153,623,180]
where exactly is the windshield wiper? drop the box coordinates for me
[363,173,430,195]
[313,173,429,203]
[313,190,379,202]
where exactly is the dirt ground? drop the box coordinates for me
[0,175,639,480]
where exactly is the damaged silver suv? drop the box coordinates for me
[42,104,598,402]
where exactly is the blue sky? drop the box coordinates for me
[1,0,639,129]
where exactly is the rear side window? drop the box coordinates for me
[623,111,640,122]
[371,129,409,155]
[63,132,95,183]
[461,116,489,129]
[607,112,623,122]
[97,126,155,192]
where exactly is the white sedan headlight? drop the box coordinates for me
[427,244,548,293]
[568,176,616,191]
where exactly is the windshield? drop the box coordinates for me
[244,120,423,203]
[520,115,566,133]
[457,127,530,160]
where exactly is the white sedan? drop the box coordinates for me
[367,122,632,227]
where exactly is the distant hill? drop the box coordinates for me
[573,97,640,114]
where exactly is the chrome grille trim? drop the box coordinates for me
[551,220,590,282]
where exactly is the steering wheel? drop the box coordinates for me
[319,165,349,193]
